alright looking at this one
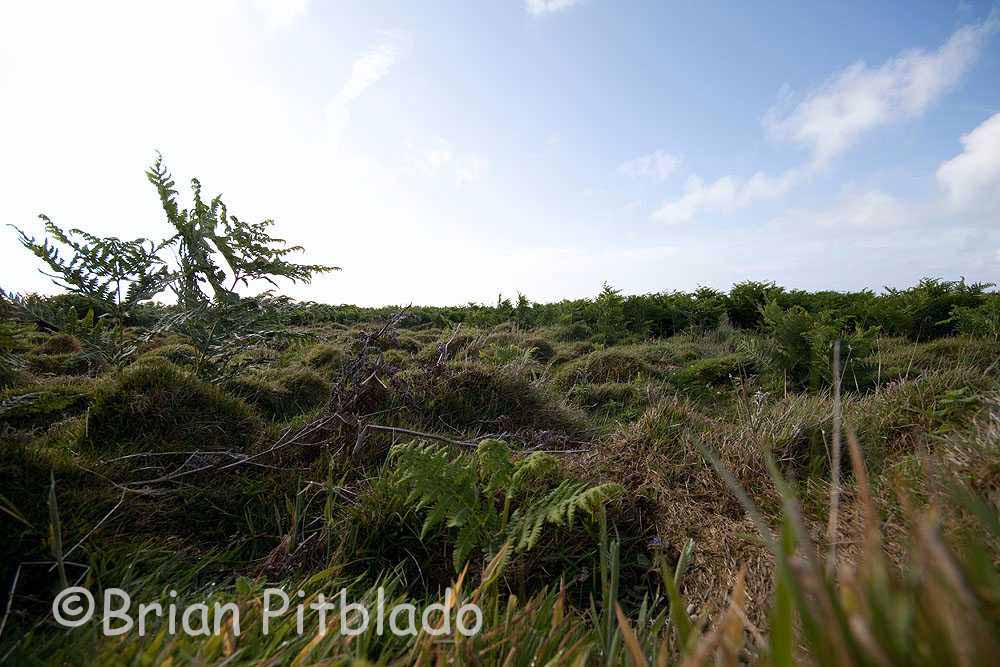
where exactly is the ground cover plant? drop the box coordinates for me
[2,161,999,665]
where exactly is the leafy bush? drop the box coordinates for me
[145,155,339,306]
[763,302,877,391]
[592,283,628,345]
[555,319,592,341]
[951,294,1000,341]
[727,280,781,329]
[11,216,172,322]
[887,277,992,340]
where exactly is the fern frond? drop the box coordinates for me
[508,481,624,553]
[509,452,559,497]
[476,438,514,496]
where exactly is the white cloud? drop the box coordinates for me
[765,14,998,167]
[651,14,997,226]
[326,39,403,141]
[769,189,909,231]
[617,150,681,181]
[251,0,310,31]
[936,112,1000,213]
[651,169,800,225]
[405,137,491,184]
[455,155,491,184]
[526,0,582,16]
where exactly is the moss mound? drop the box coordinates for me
[0,382,94,430]
[86,359,260,453]
[399,361,589,435]
[303,343,345,371]
[31,333,82,355]
[135,342,199,368]
[670,353,756,397]
[25,351,94,376]
[555,347,666,388]
[227,366,330,420]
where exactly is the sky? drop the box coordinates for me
[1,0,999,306]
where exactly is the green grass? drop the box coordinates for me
[2,303,999,665]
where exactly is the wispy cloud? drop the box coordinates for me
[326,37,404,141]
[765,113,1000,260]
[526,0,582,17]
[936,112,1000,214]
[765,13,998,167]
[651,13,997,226]
[651,169,800,225]
[252,0,310,30]
[405,137,491,185]
[769,188,910,231]
[617,150,681,181]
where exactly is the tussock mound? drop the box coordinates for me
[134,342,199,368]
[555,347,669,388]
[879,336,1000,378]
[25,351,93,376]
[670,353,756,395]
[398,361,590,436]
[85,358,260,453]
[0,381,95,430]
[227,366,330,419]
[31,333,82,355]
[302,343,345,371]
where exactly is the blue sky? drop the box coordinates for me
[1,1,999,305]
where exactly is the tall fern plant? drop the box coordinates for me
[145,155,339,307]
[11,216,172,324]
[390,438,623,576]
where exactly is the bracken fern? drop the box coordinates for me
[390,438,623,573]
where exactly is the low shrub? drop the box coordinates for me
[763,301,878,391]
[951,294,1000,340]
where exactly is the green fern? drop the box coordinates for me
[145,154,339,307]
[10,216,171,322]
[390,438,623,574]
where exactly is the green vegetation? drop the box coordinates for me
[2,159,999,664]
